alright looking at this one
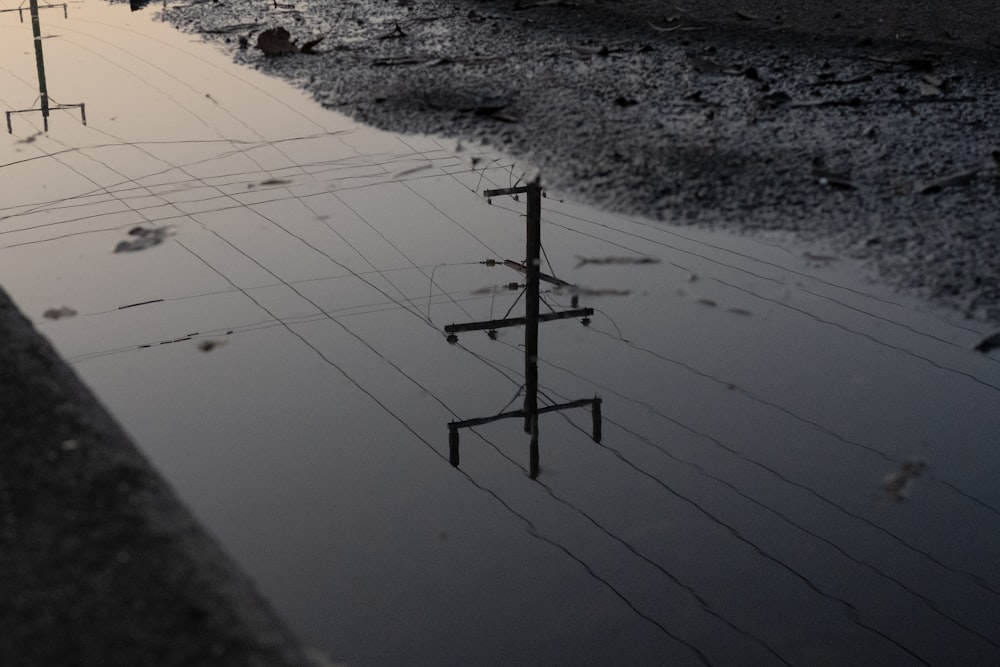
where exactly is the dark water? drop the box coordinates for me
[3,3,1000,665]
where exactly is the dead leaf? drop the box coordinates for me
[914,168,979,194]
[570,44,609,58]
[757,90,792,110]
[373,55,433,66]
[256,27,297,56]
[649,19,705,33]
[473,105,520,123]
[918,82,942,96]
[300,35,325,54]
[813,169,856,190]
[690,56,725,74]
[922,73,945,87]
[378,20,407,40]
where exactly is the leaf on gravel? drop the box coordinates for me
[914,168,979,194]
[256,27,298,56]
[649,18,705,33]
[570,44,609,58]
[300,36,325,55]
[918,73,946,96]
[373,55,434,66]
[689,56,725,74]
[812,168,856,190]
[473,105,520,123]
[756,90,792,110]
[378,20,407,40]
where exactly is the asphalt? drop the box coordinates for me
[2,2,998,665]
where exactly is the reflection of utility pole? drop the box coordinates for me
[445,180,602,478]
[3,0,86,133]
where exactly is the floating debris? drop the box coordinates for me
[973,330,1000,353]
[43,306,77,320]
[881,460,927,502]
[114,226,171,253]
[574,255,660,269]
[198,339,227,352]
[259,177,292,185]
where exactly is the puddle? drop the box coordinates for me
[3,2,1000,665]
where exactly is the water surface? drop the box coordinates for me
[2,3,1000,665]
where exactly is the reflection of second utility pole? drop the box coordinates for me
[3,0,86,133]
[445,180,602,479]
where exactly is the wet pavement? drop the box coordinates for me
[3,2,1000,666]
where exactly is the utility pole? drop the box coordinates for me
[445,180,602,478]
[4,0,86,133]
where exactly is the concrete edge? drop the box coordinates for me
[0,285,315,667]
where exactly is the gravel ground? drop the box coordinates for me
[150,0,1000,323]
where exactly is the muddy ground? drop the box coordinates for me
[153,0,1000,319]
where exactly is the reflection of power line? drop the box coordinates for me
[3,0,85,133]
[173,238,712,663]
[468,340,938,664]
[444,182,599,478]
[0,29,751,660]
[0,148,484,238]
[552,411,937,665]
[523,330,1000,599]
[471,167,998,377]
[0,115,852,650]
